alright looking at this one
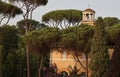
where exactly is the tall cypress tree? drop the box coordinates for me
[108,31,120,77]
[89,17,109,77]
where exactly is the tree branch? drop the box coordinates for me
[72,52,87,71]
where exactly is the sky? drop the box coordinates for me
[7,0,120,25]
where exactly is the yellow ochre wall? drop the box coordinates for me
[50,48,114,76]
[50,50,91,76]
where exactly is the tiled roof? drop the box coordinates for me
[83,8,95,13]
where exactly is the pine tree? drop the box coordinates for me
[108,31,120,77]
[89,17,109,77]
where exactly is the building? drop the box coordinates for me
[50,50,91,76]
[81,8,95,26]
[50,8,114,77]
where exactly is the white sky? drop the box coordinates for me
[7,0,120,25]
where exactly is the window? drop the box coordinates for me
[82,53,86,59]
[86,13,89,20]
[62,51,67,59]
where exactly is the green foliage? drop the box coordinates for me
[0,1,22,17]
[68,65,80,77]
[3,53,19,77]
[103,17,120,26]
[0,25,18,60]
[16,36,40,77]
[0,25,19,77]
[76,25,94,53]
[2,45,39,77]
[24,27,60,77]
[25,27,60,53]
[59,27,79,51]
[17,19,45,35]
[108,31,120,77]
[9,0,48,6]
[89,17,109,77]
[42,9,82,28]
[106,24,120,45]
[59,24,94,53]
[0,1,22,25]
[42,9,82,22]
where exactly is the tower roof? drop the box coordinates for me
[83,8,95,13]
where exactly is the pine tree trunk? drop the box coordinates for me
[85,53,89,77]
[108,31,120,77]
[0,46,2,77]
[38,56,43,77]
[26,44,30,77]
[25,23,30,77]
[73,52,89,77]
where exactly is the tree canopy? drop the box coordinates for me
[42,9,82,28]
[0,1,22,25]
[9,0,48,20]
[59,24,94,53]
[0,25,18,59]
[0,25,19,77]
[17,19,45,35]
[9,0,48,6]
[103,17,120,27]
[106,24,120,46]
[25,27,60,53]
